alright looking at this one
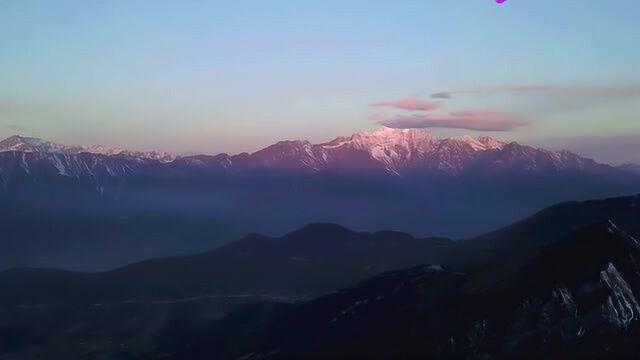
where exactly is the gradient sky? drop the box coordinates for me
[1,0,639,163]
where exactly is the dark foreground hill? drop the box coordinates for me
[170,221,640,360]
[1,194,640,359]
[0,224,451,359]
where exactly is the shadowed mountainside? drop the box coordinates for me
[1,195,640,359]
[168,217,640,359]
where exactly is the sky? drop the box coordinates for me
[1,0,639,163]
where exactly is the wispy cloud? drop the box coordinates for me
[373,109,529,132]
[431,84,640,114]
[370,97,441,111]
[430,92,451,99]
[436,84,640,97]
[478,84,640,96]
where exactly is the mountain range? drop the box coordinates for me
[0,128,619,177]
[0,135,175,162]
[1,128,639,270]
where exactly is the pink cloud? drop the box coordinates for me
[370,97,442,111]
[373,109,529,132]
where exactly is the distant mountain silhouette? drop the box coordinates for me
[0,223,451,307]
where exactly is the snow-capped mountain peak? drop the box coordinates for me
[317,127,509,174]
[81,145,175,163]
[350,127,435,146]
[0,135,82,153]
[0,135,175,162]
[460,135,507,151]
[325,127,505,153]
[81,144,128,156]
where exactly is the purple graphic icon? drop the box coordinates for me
[496,0,507,3]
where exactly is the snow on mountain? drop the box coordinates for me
[0,135,175,163]
[317,127,507,174]
[461,135,506,151]
[324,127,612,175]
[0,128,611,177]
[81,145,175,163]
[248,140,328,170]
[80,144,129,156]
[323,127,437,171]
[0,150,140,180]
[222,126,602,175]
[0,135,83,154]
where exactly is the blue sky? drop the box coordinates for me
[1,0,639,163]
